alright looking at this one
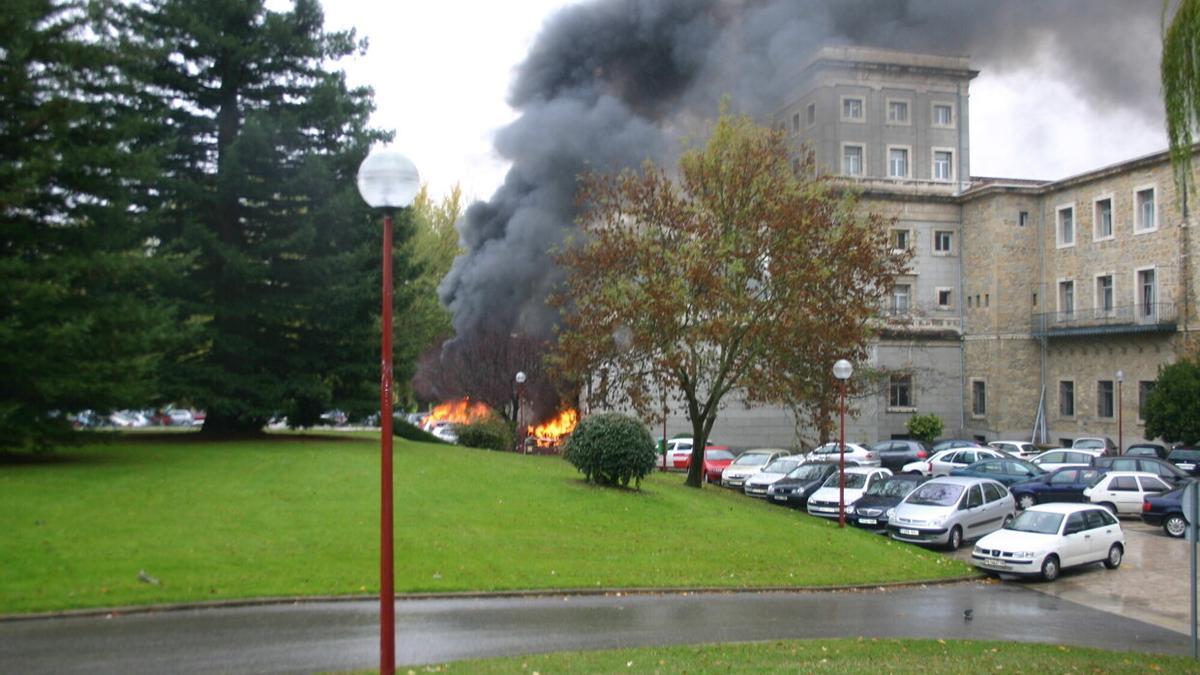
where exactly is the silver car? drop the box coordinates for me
[887,476,1016,550]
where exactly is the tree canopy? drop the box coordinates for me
[551,111,908,487]
[1143,357,1200,446]
[1163,0,1200,211]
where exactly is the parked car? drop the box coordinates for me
[766,462,840,508]
[887,476,1015,550]
[803,442,880,467]
[702,448,737,483]
[806,467,893,520]
[902,447,1010,477]
[848,473,929,532]
[661,438,725,471]
[1092,455,1193,485]
[720,449,791,488]
[432,425,458,443]
[1008,467,1108,510]
[950,457,1047,486]
[871,439,930,472]
[971,503,1124,581]
[167,409,194,426]
[931,439,985,453]
[742,457,807,497]
[1029,448,1103,471]
[988,441,1038,458]
[1165,447,1200,477]
[1141,485,1191,538]
[1082,471,1174,514]
[1126,443,1169,460]
[1072,436,1117,455]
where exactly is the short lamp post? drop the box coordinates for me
[357,148,419,675]
[1116,370,1124,455]
[833,359,854,528]
[515,371,527,453]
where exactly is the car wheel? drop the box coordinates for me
[1040,554,1060,582]
[1103,543,1123,570]
[946,525,963,551]
[1017,494,1036,510]
[1099,502,1118,515]
[1165,514,1188,538]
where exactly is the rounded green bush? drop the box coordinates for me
[564,412,656,487]
[456,414,515,452]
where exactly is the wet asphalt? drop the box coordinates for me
[0,582,1191,675]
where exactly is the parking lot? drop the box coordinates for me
[950,516,1196,636]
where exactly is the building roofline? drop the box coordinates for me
[960,146,1193,201]
[796,45,979,81]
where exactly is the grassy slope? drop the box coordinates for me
[0,436,968,613]
[401,638,1197,673]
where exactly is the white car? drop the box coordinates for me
[720,449,790,488]
[805,467,893,519]
[989,441,1038,458]
[742,457,806,498]
[431,424,458,443]
[1029,448,1103,472]
[803,442,880,467]
[902,448,1009,477]
[1082,471,1174,514]
[971,503,1125,581]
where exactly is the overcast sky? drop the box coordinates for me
[313,0,1167,201]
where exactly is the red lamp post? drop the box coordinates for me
[833,359,854,528]
[357,148,419,675]
[515,371,527,453]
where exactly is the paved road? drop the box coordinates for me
[1,583,1189,675]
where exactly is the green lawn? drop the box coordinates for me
[0,435,970,614]
[395,638,1197,673]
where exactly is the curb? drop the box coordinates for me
[0,574,983,623]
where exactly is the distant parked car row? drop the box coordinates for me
[73,408,204,428]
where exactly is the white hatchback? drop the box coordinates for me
[1082,471,1174,514]
[805,467,893,519]
[971,503,1124,581]
[902,448,1009,477]
[1029,448,1103,472]
[803,442,880,467]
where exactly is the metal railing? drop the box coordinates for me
[1032,302,1177,336]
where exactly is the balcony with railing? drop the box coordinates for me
[1031,302,1177,338]
[875,303,962,337]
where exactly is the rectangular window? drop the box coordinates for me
[1096,275,1114,313]
[1059,381,1075,417]
[1097,380,1115,418]
[1059,280,1075,316]
[890,229,909,251]
[806,103,815,126]
[842,96,864,121]
[933,150,953,181]
[936,288,953,309]
[791,112,800,133]
[891,284,911,314]
[1135,187,1156,232]
[887,99,909,123]
[1019,210,1029,227]
[933,230,953,254]
[1094,197,1113,240]
[972,381,987,416]
[933,103,953,127]
[1139,381,1155,420]
[1138,268,1157,318]
[842,144,863,176]
[1057,205,1075,247]
[889,374,913,408]
[888,147,909,178]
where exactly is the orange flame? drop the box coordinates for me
[424,399,493,427]
[528,408,579,446]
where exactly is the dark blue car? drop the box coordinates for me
[1008,466,1107,510]
[1166,447,1200,477]
[949,457,1046,487]
[1142,485,1190,538]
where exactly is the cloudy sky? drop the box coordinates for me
[313,0,1167,201]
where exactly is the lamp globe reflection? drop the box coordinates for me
[357,148,420,209]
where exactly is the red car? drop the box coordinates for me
[701,447,736,482]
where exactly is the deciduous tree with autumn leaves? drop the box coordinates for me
[550,111,909,487]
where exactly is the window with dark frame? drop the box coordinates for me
[1139,381,1155,419]
[934,230,953,253]
[1059,381,1075,416]
[972,380,986,416]
[806,103,815,126]
[889,374,913,408]
[1097,380,1115,418]
[1019,210,1029,227]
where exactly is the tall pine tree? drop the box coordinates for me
[118,0,404,432]
[0,0,175,449]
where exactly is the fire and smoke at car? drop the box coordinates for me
[528,408,579,447]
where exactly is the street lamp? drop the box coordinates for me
[1116,370,1124,455]
[832,359,854,528]
[515,371,527,453]
[357,147,419,675]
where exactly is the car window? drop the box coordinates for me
[1109,459,1138,472]
[981,482,1003,503]
[1021,444,1036,455]
[961,451,978,465]
[1005,461,1030,476]
[1083,509,1109,530]
[1111,476,1138,491]
[1049,470,1076,485]
[1039,451,1062,463]
[1075,439,1104,449]
[1170,449,1200,461]
[1139,476,1171,493]
[1151,463,1177,479]
[1064,512,1087,533]
[1068,452,1093,464]
[906,482,964,506]
[975,460,998,473]
[964,485,983,508]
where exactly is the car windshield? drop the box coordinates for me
[812,443,849,455]
[763,459,802,474]
[1075,439,1104,449]
[822,472,870,489]
[733,453,770,466]
[705,450,735,461]
[786,463,830,480]
[905,483,964,506]
[1006,510,1064,535]
[1170,449,1200,461]
[866,478,921,497]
